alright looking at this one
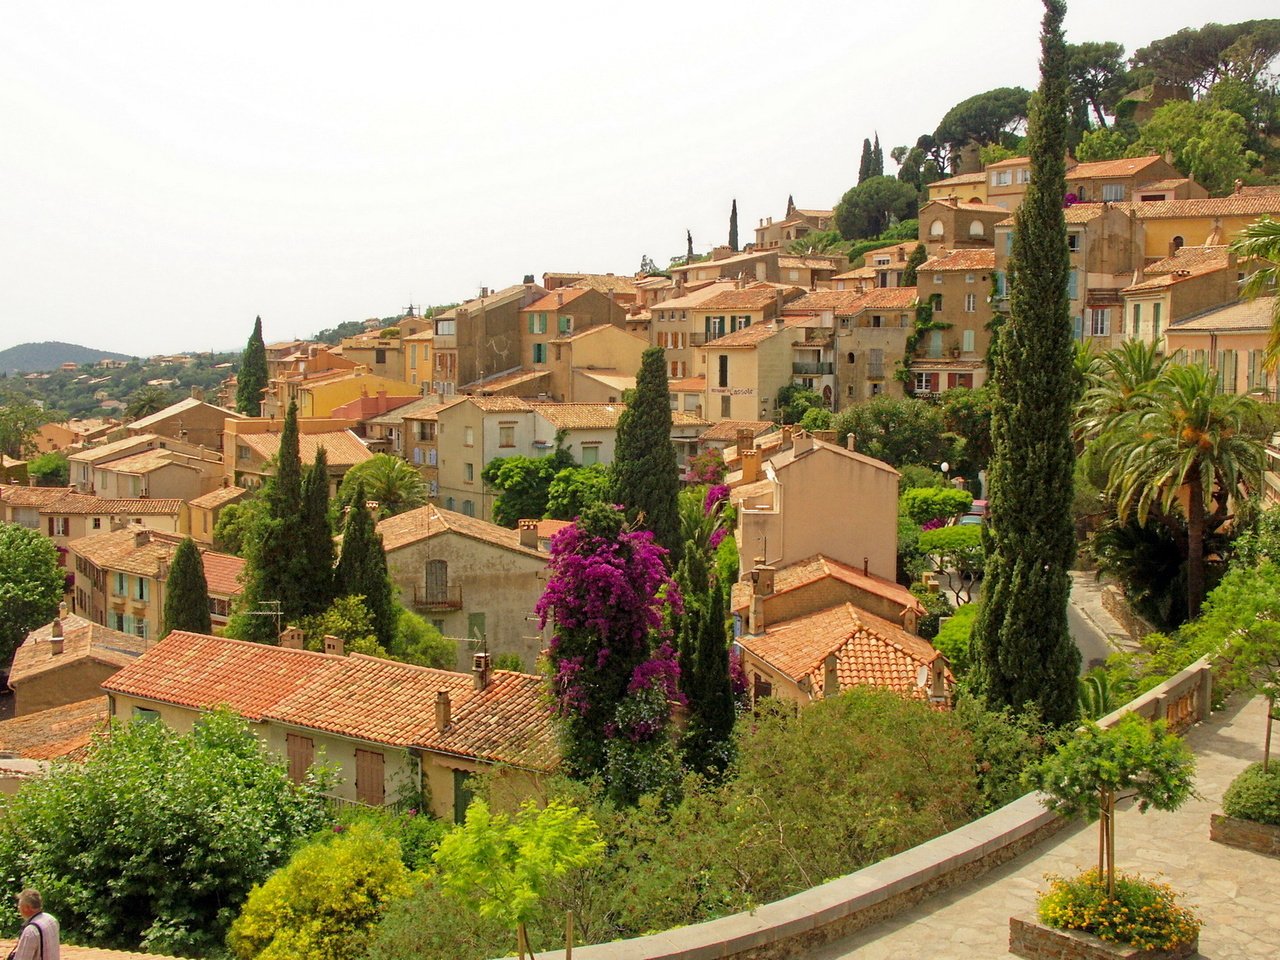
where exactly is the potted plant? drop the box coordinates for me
[1013,713,1199,959]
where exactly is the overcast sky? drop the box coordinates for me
[1,1,1274,356]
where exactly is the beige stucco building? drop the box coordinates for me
[8,615,144,716]
[125,395,243,451]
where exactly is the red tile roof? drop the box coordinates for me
[729,555,924,618]
[10,615,146,686]
[697,286,802,312]
[522,288,590,312]
[1129,196,1280,219]
[698,420,778,443]
[1167,296,1275,333]
[1067,155,1165,180]
[919,249,996,272]
[703,320,788,349]
[200,550,247,597]
[188,485,248,510]
[929,171,987,187]
[378,503,544,557]
[238,429,374,468]
[0,697,108,761]
[669,375,707,393]
[1143,245,1231,276]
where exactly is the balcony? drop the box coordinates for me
[792,361,834,376]
[413,583,463,611]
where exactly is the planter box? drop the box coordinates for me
[1210,812,1280,858]
[1010,916,1197,960]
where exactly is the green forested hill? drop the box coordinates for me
[0,341,136,374]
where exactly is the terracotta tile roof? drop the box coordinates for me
[1128,196,1280,219]
[328,393,420,420]
[703,320,788,349]
[463,396,535,413]
[671,411,710,429]
[926,199,1015,216]
[1122,261,1229,293]
[1144,245,1231,276]
[1068,155,1165,180]
[777,256,845,271]
[919,249,996,272]
[1168,296,1276,333]
[785,290,875,314]
[764,435,899,478]
[49,494,184,516]
[634,276,674,290]
[985,156,1030,169]
[998,202,1112,228]
[0,940,194,960]
[461,369,550,393]
[536,519,572,540]
[739,602,946,699]
[648,282,738,311]
[1137,178,1191,192]
[698,419,778,443]
[929,171,987,187]
[530,402,625,430]
[67,434,163,465]
[200,550,247,596]
[188,485,248,510]
[551,324,643,345]
[237,429,374,468]
[697,286,802,312]
[67,529,244,595]
[856,287,920,309]
[378,503,544,557]
[669,375,707,393]
[93,449,195,475]
[101,633,556,769]
[368,396,448,426]
[522,288,590,312]
[0,484,76,508]
[435,283,541,320]
[544,273,637,295]
[795,208,834,219]
[10,615,146,686]
[127,396,242,430]
[729,555,924,618]
[670,251,772,275]
[0,697,108,761]
[909,358,987,370]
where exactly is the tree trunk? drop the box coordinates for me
[1105,787,1117,899]
[1265,695,1275,775]
[1186,489,1206,621]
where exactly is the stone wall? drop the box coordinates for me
[1210,812,1280,858]
[1009,916,1197,960]
[1100,584,1155,644]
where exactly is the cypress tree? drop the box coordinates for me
[901,243,928,287]
[872,132,884,177]
[298,447,335,616]
[235,316,268,417]
[162,537,212,637]
[336,482,396,650]
[613,347,682,564]
[971,0,1080,726]
[729,199,739,252]
[683,579,736,776]
[786,194,795,215]
[858,138,873,184]
[686,229,694,263]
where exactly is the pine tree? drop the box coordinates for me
[872,132,884,177]
[971,0,1081,727]
[786,194,795,215]
[686,229,694,263]
[682,579,736,776]
[298,447,335,616]
[613,347,682,564]
[235,316,268,417]
[901,243,928,287]
[858,138,873,184]
[729,199,739,252]
[162,537,212,637]
[335,482,396,650]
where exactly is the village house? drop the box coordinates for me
[700,316,800,424]
[695,420,778,459]
[102,631,555,820]
[8,614,145,717]
[918,198,1008,255]
[826,287,918,405]
[0,486,184,564]
[649,279,739,380]
[124,394,244,451]
[68,528,245,640]
[403,328,433,390]
[87,445,224,502]
[431,282,548,397]
[669,375,708,422]
[541,272,639,305]
[33,417,119,453]
[368,395,442,459]
[379,505,550,671]
[775,254,849,289]
[328,390,422,439]
[181,483,248,545]
[1164,297,1276,399]
[910,249,995,395]
[1130,194,1280,261]
[222,416,373,494]
[67,433,215,493]
[1067,154,1204,205]
[926,171,988,205]
[0,697,107,765]
[753,204,835,251]
[519,287,629,366]
[1120,246,1240,350]
[669,248,781,285]
[339,330,409,382]
[265,368,416,419]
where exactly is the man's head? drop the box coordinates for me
[15,890,41,920]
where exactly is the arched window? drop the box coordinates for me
[968,220,985,237]
[929,219,945,238]
[847,352,856,364]
[1172,235,1185,251]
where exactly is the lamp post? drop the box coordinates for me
[940,461,950,484]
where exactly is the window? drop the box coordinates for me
[581,444,600,466]
[1101,183,1124,202]
[871,315,882,328]
[532,343,547,364]
[426,559,449,604]
[788,270,800,281]
[1152,302,1162,341]
[1067,233,1080,252]
[374,348,387,365]
[720,395,732,417]
[928,330,943,358]
[453,770,475,824]
[968,220,985,237]
[870,382,883,396]
[1073,315,1084,341]
[445,496,455,510]
[994,271,1007,298]
[718,355,729,388]
[464,462,474,482]
[355,748,385,806]
[114,572,126,596]
[964,293,977,312]
[1090,308,1110,337]
[929,219,945,237]
[464,426,474,446]
[914,372,933,392]
[462,500,475,517]
[92,517,101,530]
[868,349,884,378]
[558,315,572,333]
[132,706,160,723]
[965,272,975,284]
[1131,303,1142,339]
[527,313,547,334]
[49,517,68,536]
[931,294,943,313]
[962,330,975,353]
[873,256,890,266]
[991,170,1011,186]
[1172,235,1184,251]
[134,619,148,640]
[1004,231,1015,254]
[135,577,149,601]
[413,447,423,465]
[1067,269,1078,299]
[499,425,515,448]
[933,274,943,284]
[285,733,314,784]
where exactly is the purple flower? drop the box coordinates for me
[704,484,730,514]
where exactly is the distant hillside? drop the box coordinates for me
[0,341,136,375]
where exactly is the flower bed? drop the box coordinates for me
[1010,916,1198,960]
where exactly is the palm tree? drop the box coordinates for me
[1230,216,1280,368]
[1100,364,1265,619]
[1076,340,1169,442]
[337,453,428,518]
[126,385,173,419]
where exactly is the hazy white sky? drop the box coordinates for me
[1,1,1274,355]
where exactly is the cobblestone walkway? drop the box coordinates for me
[816,696,1280,959]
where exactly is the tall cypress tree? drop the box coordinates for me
[858,138,873,184]
[298,447,335,616]
[613,347,682,564]
[901,243,928,287]
[162,537,212,637]
[682,579,736,776]
[336,482,396,650]
[786,194,795,215]
[686,229,694,263]
[728,199,739,252]
[872,132,884,177]
[235,316,268,417]
[971,0,1080,726]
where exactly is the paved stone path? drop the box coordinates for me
[816,696,1280,959]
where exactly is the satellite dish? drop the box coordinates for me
[916,665,930,689]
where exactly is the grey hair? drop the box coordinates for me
[16,890,41,912]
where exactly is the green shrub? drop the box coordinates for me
[910,585,953,640]
[899,487,973,526]
[229,821,412,960]
[1038,870,1200,950]
[934,603,978,675]
[897,464,946,493]
[338,806,449,870]
[1222,762,1280,825]
[952,695,1057,813]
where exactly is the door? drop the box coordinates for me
[426,559,448,604]
[285,733,314,784]
[355,748,385,805]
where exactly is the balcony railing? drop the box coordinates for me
[792,361,834,376]
[413,583,463,611]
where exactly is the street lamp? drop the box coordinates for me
[940,461,950,483]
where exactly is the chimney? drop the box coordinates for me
[823,654,839,698]
[1234,178,1244,195]
[748,594,765,635]
[323,634,345,656]
[793,432,814,455]
[740,448,761,484]
[736,428,755,452]
[846,432,857,451]
[435,690,452,732]
[813,429,837,445]
[279,626,305,649]
[903,606,920,636]
[50,618,64,656]
[133,529,151,548]
[472,652,492,690]
[190,386,205,401]
[781,425,792,448]
[518,518,539,549]
[751,562,776,597]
